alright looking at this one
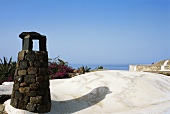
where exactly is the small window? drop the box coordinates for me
[33,40,39,51]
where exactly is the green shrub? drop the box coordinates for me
[96,66,104,69]
[84,66,91,72]
[0,57,16,84]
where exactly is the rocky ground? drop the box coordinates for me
[0,95,10,114]
[0,104,7,114]
[145,71,170,76]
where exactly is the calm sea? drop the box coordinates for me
[70,64,129,70]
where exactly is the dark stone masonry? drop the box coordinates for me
[10,32,51,113]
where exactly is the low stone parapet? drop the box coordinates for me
[129,65,170,72]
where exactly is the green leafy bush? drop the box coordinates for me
[84,66,91,72]
[0,57,16,84]
[96,66,104,69]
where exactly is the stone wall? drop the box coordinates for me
[129,65,170,72]
[164,66,170,71]
[10,32,51,113]
[11,50,51,113]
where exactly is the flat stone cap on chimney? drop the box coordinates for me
[19,32,45,39]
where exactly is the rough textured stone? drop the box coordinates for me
[11,91,15,98]
[35,52,44,61]
[24,75,35,84]
[19,87,30,93]
[44,75,49,81]
[28,67,37,75]
[39,68,47,75]
[39,36,47,51]
[39,81,49,89]
[18,100,27,109]
[36,89,44,96]
[19,60,29,70]
[26,103,36,112]
[25,51,35,61]
[30,96,42,104]
[18,70,27,75]
[30,83,39,90]
[14,69,18,76]
[26,51,35,55]
[24,87,30,93]
[19,88,25,93]
[14,91,23,100]
[10,98,18,108]
[11,32,51,113]
[25,55,35,61]
[13,83,19,91]
[46,102,51,111]
[20,82,27,87]
[37,105,46,113]
[26,91,37,97]
[0,104,5,112]
[22,38,33,50]
[16,62,19,68]
[23,96,29,103]
[14,76,23,83]
[34,61,41,68]
[19,32,41,39]
[43,93,51,104]
[36,76,44,82]
[29,61,34,67]
[18,51,26,61]
[43,61,48,67]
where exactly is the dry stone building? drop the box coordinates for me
[10,32,51,113]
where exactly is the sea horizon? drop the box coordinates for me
[69,63,130,70]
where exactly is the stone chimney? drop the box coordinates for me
[10,32,51,113]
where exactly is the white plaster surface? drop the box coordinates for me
[134,65,137,71]
[2,70,170,114]
[163,60,169,66]
[0,82,13,95]
[160,60,170,71]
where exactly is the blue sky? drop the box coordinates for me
[0,0,170,65]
